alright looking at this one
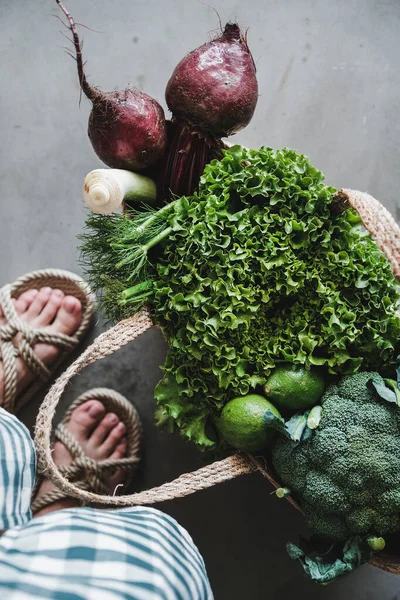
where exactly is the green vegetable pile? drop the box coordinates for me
[272,371,400,583]
[80,145,400,449]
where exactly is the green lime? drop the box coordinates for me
[217,394,281,452]
[264,363,326,411]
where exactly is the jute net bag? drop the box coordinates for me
[35,188,400,574]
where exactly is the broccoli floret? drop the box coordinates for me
[272,371,400,542]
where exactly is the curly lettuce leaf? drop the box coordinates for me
[151,146,400,446]
[154,373,215,448]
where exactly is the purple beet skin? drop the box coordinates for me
[88,89,167,170]
[56,0,259,202]
[165,23,259,137]
[56,0,167,171]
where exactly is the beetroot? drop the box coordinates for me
[149,23,258,199]
[56,1,258,201]
[87,89,167,170]
[166,23,258,137]
[56,0,167,171]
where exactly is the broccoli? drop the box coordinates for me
[271,371,400,582]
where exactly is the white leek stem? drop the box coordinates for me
[83,169,157,214]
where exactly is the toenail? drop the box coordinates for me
[41,287,52,294]
[89,403,104,417]
[63,296,78,312]
[52,289,64,298]
[105,413,118,425]
[115,422,125,433]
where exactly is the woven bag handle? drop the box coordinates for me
[34,189,400,506]
[34,310,257,505]
[338,188,400,279]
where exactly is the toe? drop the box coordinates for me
[50,296,82,336]
[101,421,126,455]
[89,412,120,447]
[14,289,38,314]
[25,287,52,318]
[66,400,106,442]
[51,440,74,467]
[110,438,127,460]
[35,289,64,326]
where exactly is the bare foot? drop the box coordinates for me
[0,287,82,405]
[34,399,128,518]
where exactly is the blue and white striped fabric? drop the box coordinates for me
[0,507,213,599]
[0,407,35,530]
[0,407,213,599]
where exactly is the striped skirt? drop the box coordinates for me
[0,408,213,599]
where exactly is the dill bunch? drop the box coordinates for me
[78,203,176,320]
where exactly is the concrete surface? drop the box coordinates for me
[1,0,400,598]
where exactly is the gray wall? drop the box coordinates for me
[1,1,400,598]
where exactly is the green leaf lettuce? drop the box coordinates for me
[152,146,400,447]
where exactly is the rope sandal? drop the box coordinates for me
[0,269,96,414]
[31,387,141,515]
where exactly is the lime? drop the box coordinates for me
[264,363,326,411]
[217,394,281,452]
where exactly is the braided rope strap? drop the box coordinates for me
[0,285,76,413]
[0,269,96,413]
[32,387,142,513]
[34,310,256,505]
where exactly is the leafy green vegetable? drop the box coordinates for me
[396,363,400,389]
[80,145,400,448]
[380,378,400,407]
[369,378,400,406]
[264,409,312,444]
[154,374,214,448]
[153,147,400,446]
[286,537,373,585]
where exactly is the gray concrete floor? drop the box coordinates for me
[1,0,400,598]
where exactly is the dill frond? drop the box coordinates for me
[78,204,176,321]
